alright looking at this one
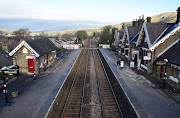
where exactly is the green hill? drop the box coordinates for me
[114,12,177,30]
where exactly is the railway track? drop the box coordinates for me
[46,38,137,118]
[93,49,123,118]
[60,49,89,118]
[59,49,123,118]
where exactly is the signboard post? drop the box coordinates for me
[32,52,36,80]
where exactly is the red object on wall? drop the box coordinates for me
[28,59,35,73]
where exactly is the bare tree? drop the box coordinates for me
[13,28,31,39]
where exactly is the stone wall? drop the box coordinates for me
[13,46,32,74]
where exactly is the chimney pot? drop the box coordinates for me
[147,17,152,23]
[138,16,145,27]
[142,14,144,19]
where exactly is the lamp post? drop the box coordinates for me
[1,69,8,103]
[163,59,168,89]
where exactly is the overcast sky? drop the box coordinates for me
[0,0,179,24]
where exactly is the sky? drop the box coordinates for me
[0,0,179,31]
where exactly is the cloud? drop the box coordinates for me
[0,0,120,23]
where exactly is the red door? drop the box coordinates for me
[28,59,35,73]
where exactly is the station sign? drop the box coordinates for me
[156,61,166,66]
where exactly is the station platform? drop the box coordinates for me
[0,49,81,118]
[100,48,180,118]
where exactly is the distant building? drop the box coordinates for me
[49,37,62,48]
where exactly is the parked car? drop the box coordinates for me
[1,65,19,75]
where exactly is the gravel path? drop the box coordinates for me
[82,50,102,118]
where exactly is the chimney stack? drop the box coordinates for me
[132,19,138,27]
[138,14,145,26]
[176,7,180,23]
[146,17,151,23]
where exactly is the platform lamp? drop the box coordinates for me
[163,59,168,89]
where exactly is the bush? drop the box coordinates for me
[57,47,64,52]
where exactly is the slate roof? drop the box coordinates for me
[153,23,178,45]
[130,33,140,46]
[158,41,180,66]
[26,39,57,56]
[145,23,169,45]
[127,26,141,40]
[0,50,13,68]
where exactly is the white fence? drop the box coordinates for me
[99,44,110,49]
[62,44,80,49]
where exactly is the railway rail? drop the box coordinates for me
[93,49,123,118]
[60,49,89,118]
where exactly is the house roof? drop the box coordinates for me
[26,39,57,56]
[150,23,180,51]
[9,39,57,57]
[145,23,169,45]
[152,23,178,45]
[0,50,13,68]
[127,26,141,40]
[158,41,180,66]
[130,33,140,46]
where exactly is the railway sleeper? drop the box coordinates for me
[63,112,80,117]
[101,94,114,97]
[103,102,117,106]
[65,105,81,109]
[101,90,113,93]
[67,102,81,105]
[104,113,121,118]
[69,93,82,96]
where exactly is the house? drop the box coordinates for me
[135,7,180,74]
[136,20,169,72]
[114,29,124,53]
[9,39,57,74]
[157,40,180,89]
[129,32,140,67]
[136,9,180,78]
[61,38,80,49]
[121,16,144,63]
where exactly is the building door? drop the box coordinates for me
[28,59,34,73]
[134,54,137,66]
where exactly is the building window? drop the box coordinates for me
[23,48,27,53]
[125,50,128,56]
